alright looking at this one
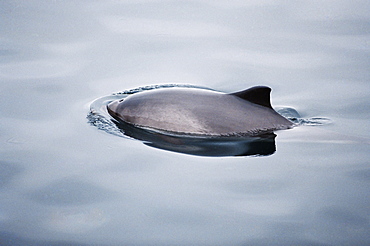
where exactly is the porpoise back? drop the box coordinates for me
[107,86,293,136]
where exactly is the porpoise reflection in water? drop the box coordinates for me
[107,86,293,136]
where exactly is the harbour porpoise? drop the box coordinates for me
[107,86,293,136]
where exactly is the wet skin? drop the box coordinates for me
[107,86,293,136]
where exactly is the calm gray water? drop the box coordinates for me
[1,1,369,245]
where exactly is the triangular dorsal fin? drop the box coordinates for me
[230,86,272,109]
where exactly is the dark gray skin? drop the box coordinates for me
[107,86,294,136]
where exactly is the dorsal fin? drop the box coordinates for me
[230,86,272,109]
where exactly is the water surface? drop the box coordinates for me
[1,1,369,245]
